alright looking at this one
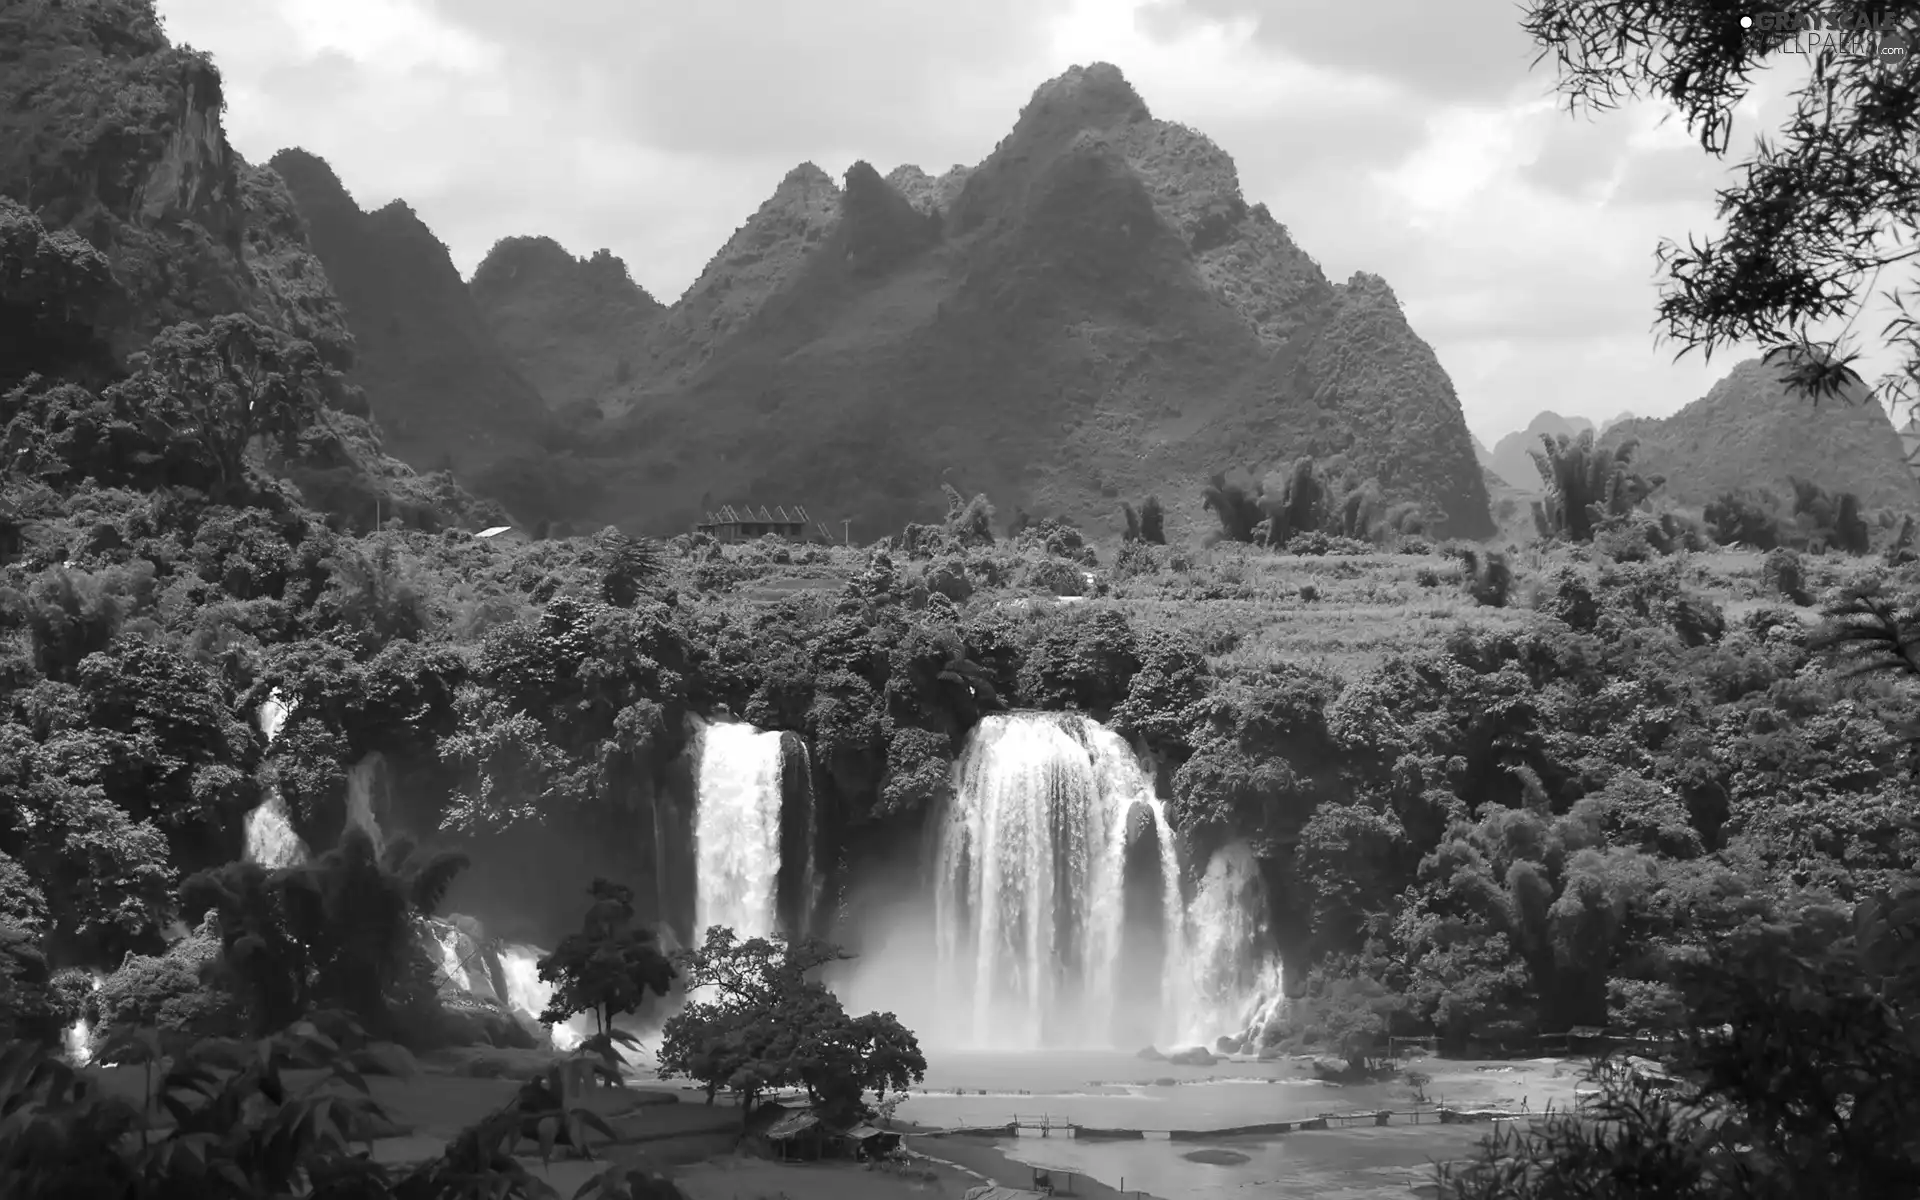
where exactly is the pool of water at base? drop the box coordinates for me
[902,1050,1343,1132]
[991,1126,1484,1200]
[898,1051,1537,1200]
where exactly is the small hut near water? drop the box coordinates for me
[764,1108,828,1161]
[835,1122,903,1159]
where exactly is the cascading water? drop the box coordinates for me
[61,971,106,1066]
[690,718,786,942]
[935,712,1169,1050]
[921,712,1282,1052]
[1179,841,1285,1046]
[343,754,388,851]
[245,689,310,869]
[496,943,588,1052]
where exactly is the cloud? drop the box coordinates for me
[1136,0,1545,103]
[151,0,1863,451]
[413,0,1076,163]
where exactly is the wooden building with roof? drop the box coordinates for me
[695,504,829,543]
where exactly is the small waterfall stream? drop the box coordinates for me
[495,943,590,1052]
[244,689,309,869]
[61,971,106,1066]
[343,754,388,852]
[1179,841,1284,1046]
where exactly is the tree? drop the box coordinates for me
[1201,472,1263,543]
[180,829,469,1037]
[1529,430,1661,543]
[537,879,676,1071]
[1139,494,1167,544]
[1437,881,1920,1198]
[0,198,113,383]
[590,527,663,608]
[941,482,994,545]
[119,316,329,497]
[1520,1,1920,406]
[656,926,925,1129]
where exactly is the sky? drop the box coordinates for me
[150,0,1888,447]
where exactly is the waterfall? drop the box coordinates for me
[691,718,786,942]
[1142,798,1189,1037]
[61,971,107,1066]
[935,712,1156,1050]
[1179,841,1283,1046]
[923,711,1283,1052]
[795,738,824,936]
[245,689,310,869]
[496,943,589,1052]
[343,754,388,852]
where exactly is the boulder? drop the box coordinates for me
[1135,1045,1166,1061]
[438,996,540,1050]
[1167,1046,1217,1067]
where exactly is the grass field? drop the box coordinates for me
[707,536,1855,685]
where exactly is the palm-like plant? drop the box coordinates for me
[1201,473,1262,543]
[1529,429,1662,542]
[182,829,471,1037]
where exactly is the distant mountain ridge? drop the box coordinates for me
[277,63,1496,540]
[269,149,546,478]
[469,236,663,414]
[1486,412,1594,492]
[266,61,1497,537]
[1602,358,1920,512]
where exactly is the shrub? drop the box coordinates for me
[1764,547,1812,605]
[92,921,245,1055]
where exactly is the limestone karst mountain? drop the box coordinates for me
[1603,358,1920,511]
[1488,411,1595,494]
[269,150,547,479]
[0,0,499,532]
[440,63,1492,539]
[469,236,664,414]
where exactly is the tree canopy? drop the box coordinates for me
[656,926,925,1129]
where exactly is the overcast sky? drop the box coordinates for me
[151,0,1881,446]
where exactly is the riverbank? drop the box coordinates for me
[905,1129,1168,1200]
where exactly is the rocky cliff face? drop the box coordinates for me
[1604,358,1920,512]
[552,62,1494,539]
[271,149,547,478]
[0,0,501,531]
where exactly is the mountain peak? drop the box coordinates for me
[1024,62,1152,129]
[885,164,972,214]
[839,161,939,276]
[267,147,354,210]
[782,161,837,190]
